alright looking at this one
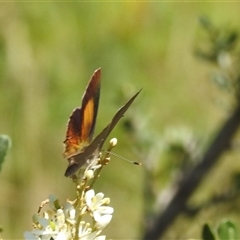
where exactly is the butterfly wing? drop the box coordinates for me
[65,89,141,177]
[63,68,101,158]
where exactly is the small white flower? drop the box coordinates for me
[85,190,114,215]
[78,221,92,237]
[77,221,107,239]
[85,190,113,230]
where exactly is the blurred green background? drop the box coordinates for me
[1,2,240,239]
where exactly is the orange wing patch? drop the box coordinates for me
[80,98,95,142]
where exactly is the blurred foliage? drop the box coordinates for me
[196,15,240,107]
[0,134,10,234]
[1,2,240,239]
[0,135,11,172]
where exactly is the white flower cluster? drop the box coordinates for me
[24,190,113,240]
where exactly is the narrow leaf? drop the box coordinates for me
[202,223,216,240]
[0,134,11,171]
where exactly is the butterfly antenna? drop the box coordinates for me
[104,150,141,166]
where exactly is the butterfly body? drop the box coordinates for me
[63,68,140,177]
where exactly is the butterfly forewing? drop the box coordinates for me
[63,68,101,158]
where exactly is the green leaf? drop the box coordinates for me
[217,220,238,240]
[0,134,11,171]
[202,223,216,240]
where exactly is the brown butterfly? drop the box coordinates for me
[63,68,140,177]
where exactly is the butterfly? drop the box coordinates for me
[63,68,141,177]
